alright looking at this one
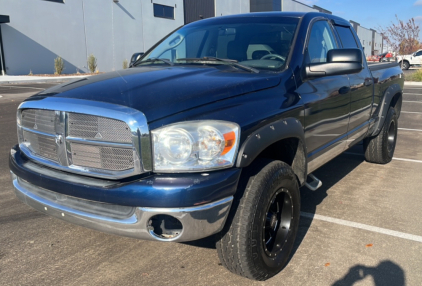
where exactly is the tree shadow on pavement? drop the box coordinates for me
[290,151,365,259]
[332,260,405,286]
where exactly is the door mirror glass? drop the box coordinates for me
[130,52,144,67]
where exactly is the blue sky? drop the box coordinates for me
[301,0,422,38]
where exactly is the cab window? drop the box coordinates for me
[307,21,338,63]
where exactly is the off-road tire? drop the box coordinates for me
[216,159,300,281]
[363,107,398,164]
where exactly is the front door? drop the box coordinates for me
[296,20,351,173]
[334,25,373,147]
[413,50,422,65]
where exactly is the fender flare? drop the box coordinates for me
[236,117,307,185]
[371,83,402,136]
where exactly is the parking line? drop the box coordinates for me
[398,128,422,132]
[343,152,422,163]
[403,93,422,95]
[0,85,44,90]
[401,111,422,114]
[403,101,422,103]
[301,212,422,243]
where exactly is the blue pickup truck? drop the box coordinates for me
[9,12,403,280]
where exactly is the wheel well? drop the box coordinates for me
[254,137,306,185]
[390,92,403,118]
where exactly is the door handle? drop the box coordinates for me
[339,86,350,94]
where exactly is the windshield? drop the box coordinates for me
[140,17,299,71]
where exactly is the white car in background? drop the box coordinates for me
[397,49,422,70]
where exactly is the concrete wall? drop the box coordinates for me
[373,31,383,55]
[281,0,317,13]
[356,26,373,57]
[216,0,250,16]
[0,0,183,75]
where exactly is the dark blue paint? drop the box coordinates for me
[9,146,241,208]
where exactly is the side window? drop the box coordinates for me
[415,51,422,56]
[335,26,358,48]
[307,21,338,63]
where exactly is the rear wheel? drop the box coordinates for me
[363,107,398,164]
[216,160,300,281]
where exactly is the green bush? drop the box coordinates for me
[123,59,128,69]
[87,54,97,73]
[54,56,64,75]
[409,69,422,82]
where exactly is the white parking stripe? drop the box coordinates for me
[391,157,422,163]
[403,101,422,103]
[401,111,422,114]
[343,152,422,163]
[301,212,422,243]
[0,85,44,90]
[404,93,422,95]
[398,128,422,132]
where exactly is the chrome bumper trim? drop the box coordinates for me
[10,171,233,242]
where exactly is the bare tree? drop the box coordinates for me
[378,15,420,66]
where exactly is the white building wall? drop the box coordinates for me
[0,0,184,75]
[373,32,383,55]
[356,26,373,58]
[215,0,250,16]
[282,0,317,12]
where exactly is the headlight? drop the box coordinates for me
[152,121,240,172]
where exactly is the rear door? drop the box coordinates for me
[334,24,373,147]
[297,20,351,173]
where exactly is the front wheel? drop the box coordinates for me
[400,61,410,70]
[216,160,300,281]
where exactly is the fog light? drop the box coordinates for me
[147,214,183,240]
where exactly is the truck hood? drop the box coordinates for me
[33,66,281,122]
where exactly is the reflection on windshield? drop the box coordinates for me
[140,17,299,71]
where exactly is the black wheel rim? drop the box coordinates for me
[262,188,293,258]
[387,120,396,155]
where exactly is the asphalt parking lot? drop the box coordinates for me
[1,82,422,286]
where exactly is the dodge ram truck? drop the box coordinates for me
[9,12,404,280]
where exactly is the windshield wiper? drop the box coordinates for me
[134,58,174,66]
[177,57,259,73]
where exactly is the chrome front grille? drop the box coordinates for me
[22,130,58,162]
[68,113,132,143]
[21,109,56,134]
[16,100,151,180]
[70,143,134,171]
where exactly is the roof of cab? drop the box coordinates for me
[188,11,351,28]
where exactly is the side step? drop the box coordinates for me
[304,174,322,191]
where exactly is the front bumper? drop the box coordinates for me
[11,171,233,242]
[9,145,240,242]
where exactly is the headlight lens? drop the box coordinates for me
[152,121,240,172]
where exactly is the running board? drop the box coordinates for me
[304,174,322,191]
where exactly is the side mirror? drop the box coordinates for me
[130,52,144,67]
[305,48,363,78]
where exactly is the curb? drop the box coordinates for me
[404,82,422,86]
[0,76,89,85]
